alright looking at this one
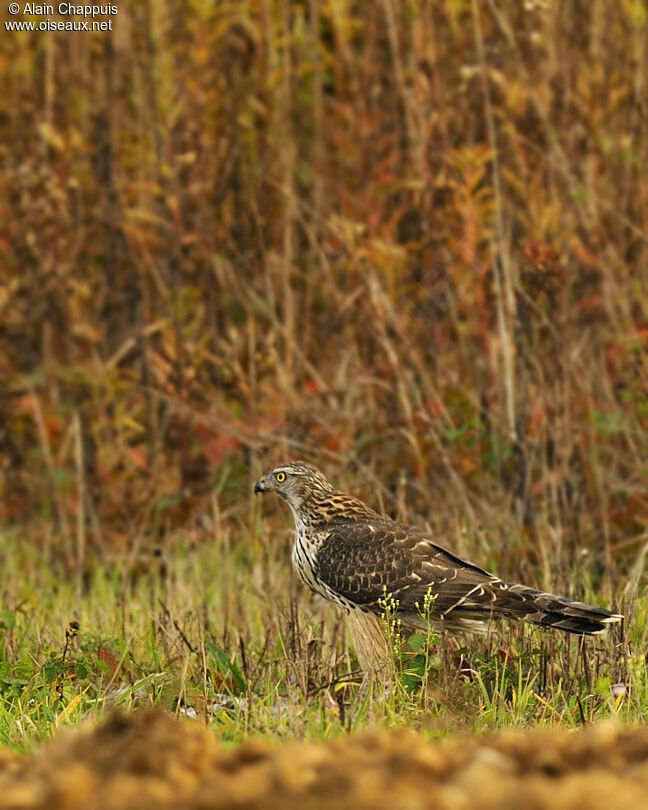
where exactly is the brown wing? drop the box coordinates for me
[313,520,621,634]
[313,520,496,618]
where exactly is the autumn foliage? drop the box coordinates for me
[1,1,647,589]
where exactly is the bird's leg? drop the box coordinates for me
[347,609,395,683]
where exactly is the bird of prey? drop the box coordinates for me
[254,461,622,677]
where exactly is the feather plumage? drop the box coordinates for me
[254,462,622,655]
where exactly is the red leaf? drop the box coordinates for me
[123,447,148,470]
[202,435,239,466]
[98,647,119,675]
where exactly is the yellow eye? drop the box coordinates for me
[276,472,286,483]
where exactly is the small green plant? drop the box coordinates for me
[398,590,440,694]
[378,587,402,649]
[378,587,441,697]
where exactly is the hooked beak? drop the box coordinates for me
[254,475,268,495]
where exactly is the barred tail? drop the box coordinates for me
[497,582,623,635]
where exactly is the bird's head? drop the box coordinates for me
[254,461,334,512]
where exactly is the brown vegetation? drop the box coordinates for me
[1,1,646,589]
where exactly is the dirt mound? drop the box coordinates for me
[1,712,648,810]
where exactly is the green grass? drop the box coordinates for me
[0,519,644,754]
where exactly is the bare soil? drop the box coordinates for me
[1,712,648,810]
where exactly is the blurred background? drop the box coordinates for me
[1,1,647,598]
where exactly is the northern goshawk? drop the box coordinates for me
[254,461,622,676]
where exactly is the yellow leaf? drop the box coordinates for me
[57,685,91,724]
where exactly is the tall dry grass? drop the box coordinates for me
[0,0,646,613]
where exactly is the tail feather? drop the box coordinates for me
[493,582,623,636]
